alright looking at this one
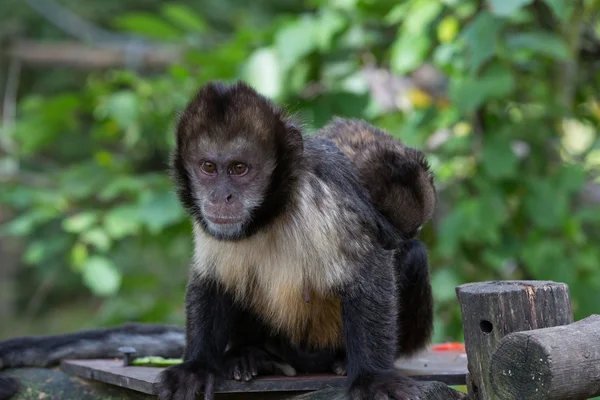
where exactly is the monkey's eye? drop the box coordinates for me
[201,161,217,174]
[230,162,249,176]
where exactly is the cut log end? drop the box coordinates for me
[489,333,552,399]
[489,315,600,400]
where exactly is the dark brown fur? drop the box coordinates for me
[318,117,436,239]
[157,81,435,400]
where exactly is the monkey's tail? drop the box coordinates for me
[0,323,186,399]
[395,239,434,357]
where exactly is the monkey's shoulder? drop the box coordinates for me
[300,135,399,242]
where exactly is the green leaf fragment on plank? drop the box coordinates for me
[131,356,183,367]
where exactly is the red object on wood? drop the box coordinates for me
[431,343,466,353]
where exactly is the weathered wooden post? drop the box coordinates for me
[456,280,573,400]
[489,314,600,400]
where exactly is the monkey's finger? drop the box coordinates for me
[247,353,258,376]
[232,364,242,380]
[239,357,252,381]
[203,374,216,400]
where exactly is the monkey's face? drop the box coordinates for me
[183,137,276,239]
[172,81,303,240]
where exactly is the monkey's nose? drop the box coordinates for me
[226,194,232,202]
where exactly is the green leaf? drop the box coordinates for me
[137,191,186,234]
[274,16,317,70]
[113,13,180,40]
[288,61,311,93]
[81,228,112,252]
[438,16,460,43]
[71,242,89,271]
[431,268,461,303]
[521,239,572,283]
[506,32,571,60]
[390,33,430,75]
[555,164,586,194]
[82,256,122,297]
[24,241,49,265]
[103,205,142,239]
[463,11,504,72]
[404,1,443,35]
[96,91,140,130]
[488,0,534,17]
[385,3,411,25]
[314,9,346,52]
[161,4,206,33]
[0,209,57,236]
[481,135,519,179]
[98,176,145,201]
[243,47,283,99]
[450,64,515,112]
[62,212,98,233]
[542,0,573,22]
[437,200,477,257]
[524,179,568,229]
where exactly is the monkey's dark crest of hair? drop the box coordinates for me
[170,81,304,241]
[0,80,434,400]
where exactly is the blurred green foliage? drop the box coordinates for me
[1,0,599,342]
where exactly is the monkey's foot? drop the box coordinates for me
[224,346,296,381]
[349,371,420,400]
[331,359,347,376]
[154,360,219,400]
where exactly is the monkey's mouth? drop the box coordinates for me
[205,214,244,225]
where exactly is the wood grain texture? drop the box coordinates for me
[456,280,573,400]
[490,314,600,400]
[59,347,467,395]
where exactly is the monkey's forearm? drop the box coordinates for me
[340,252,421,399]
[0,323,184,370]
[155,277,236,400]
[340,254,398,380]
[183,276,235,365]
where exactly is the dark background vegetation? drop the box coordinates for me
[0,0,599,345]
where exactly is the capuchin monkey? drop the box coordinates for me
[0,81,435,400]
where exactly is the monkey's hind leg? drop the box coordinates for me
[395,239,434,357]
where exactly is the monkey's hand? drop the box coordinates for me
[349,371,421,400]
[154,360,221,400]
[224,346,296,381]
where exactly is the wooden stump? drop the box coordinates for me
[455,280,573,400]
[489,314,600,400]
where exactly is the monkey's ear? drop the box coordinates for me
[284,121,304,154]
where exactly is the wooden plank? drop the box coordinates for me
[456,280,573,400]
[60,347,467,395]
